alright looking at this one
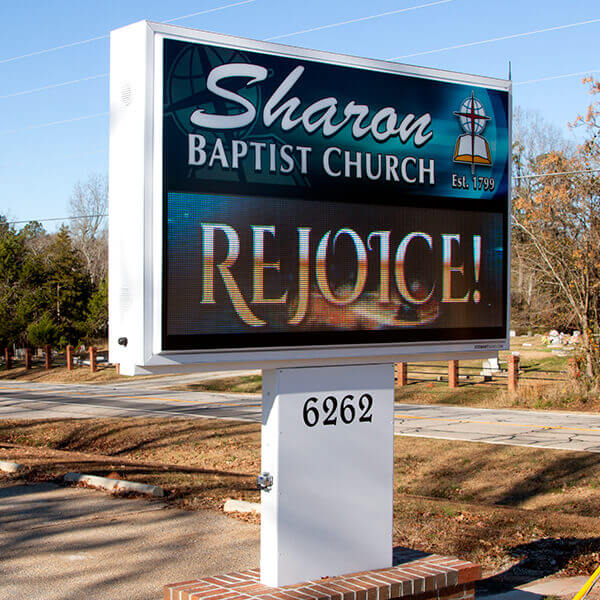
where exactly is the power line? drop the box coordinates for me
[9,65,598,104]
[265,0,453,41]
[164,0,255,23]
[0,73,109,100]
[8,170,600,224]
[0,4,451,131]
[2,1,452,101]
[389,16,600,60]
[6,5,600,103]
[8,214,107,226]
[0,34,108,66]
[0,112,108,136]
[0,0,256,65]
[514,169,600,180]
[3,9,600,136]
[6,63,598,106]
[515,69,600,86]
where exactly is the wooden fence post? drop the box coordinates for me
[66,345,74,371]
[24,348,32,370]
[568,357,581,379]
[508,354,520,392]
[396,362,407,386]
[44,345,52,370]
[448,360,459,388]
[4,347,11,370]
[89,347,97,373]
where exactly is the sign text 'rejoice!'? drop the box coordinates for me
[108,21,511,373]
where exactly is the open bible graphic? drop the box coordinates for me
[453,92,492,172]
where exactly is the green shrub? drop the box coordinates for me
[27,314,60,347]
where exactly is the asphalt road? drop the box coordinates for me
[0,376,263,422]
[2,378,600,452]
[0,482,258,600]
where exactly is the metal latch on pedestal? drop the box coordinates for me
[257,472,273,491]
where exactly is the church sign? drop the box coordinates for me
[108,21,511,374]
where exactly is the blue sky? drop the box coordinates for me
[1,0,598,227]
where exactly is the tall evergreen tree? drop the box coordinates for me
[44,226,93,346]
[84,278,108,340]
[0,218,28,349]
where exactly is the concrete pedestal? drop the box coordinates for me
[260,364,395,587]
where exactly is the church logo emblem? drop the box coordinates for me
[453,92,492,173]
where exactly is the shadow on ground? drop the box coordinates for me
[479,537,600,594]
[0,481,259,600]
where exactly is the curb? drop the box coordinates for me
[224,498,261,514]
[0,461,26,473]
[64,472,165,497]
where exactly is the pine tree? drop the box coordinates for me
[0,218,28,349]
[44,226,93,346]
[85,278,108,340]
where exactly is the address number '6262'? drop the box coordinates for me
[302,394,373,427]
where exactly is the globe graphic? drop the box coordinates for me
[166,44,260,139]
[457,96,488,135]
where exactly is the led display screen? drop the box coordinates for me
[161,37,509,352]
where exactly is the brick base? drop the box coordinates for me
[164,548,480,600]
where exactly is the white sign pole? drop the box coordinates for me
[260,364,395,587]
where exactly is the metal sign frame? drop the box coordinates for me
[108,20,512,375]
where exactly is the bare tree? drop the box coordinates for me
[511,107,570,330]
[69,173,108,283]
[513,146,600,382]
[513,107,565,174]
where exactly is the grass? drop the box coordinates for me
[3,417,600,577]
[0,360,176,384]
[172,372,600,412]
[394,379,600,412]
[170,374,262,394]
[0,418,261,510]
[0,364,127,383]
[520,354,570,374]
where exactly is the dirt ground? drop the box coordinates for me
[0,364,126,383]
[2,416,600,579]
[169,374,262,394]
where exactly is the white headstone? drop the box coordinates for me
[481,357,501,377]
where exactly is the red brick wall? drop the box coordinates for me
[164,554,480,600]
